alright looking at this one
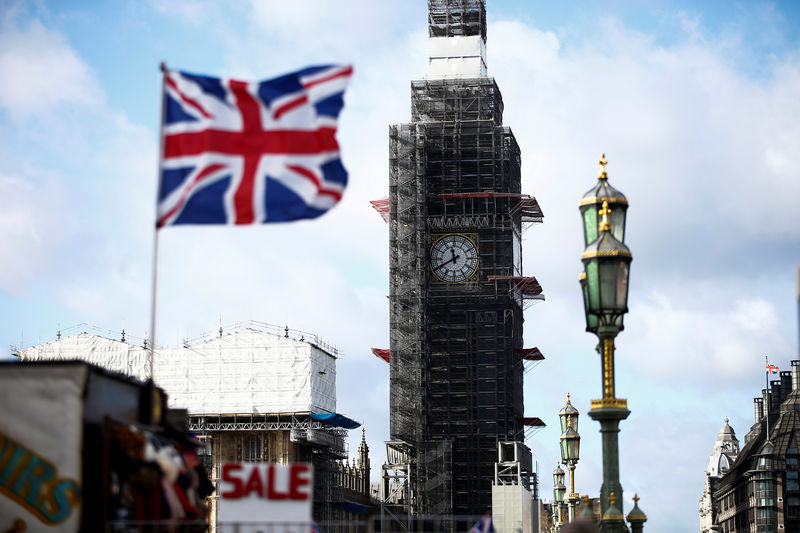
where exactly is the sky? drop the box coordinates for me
[1,0,799,530]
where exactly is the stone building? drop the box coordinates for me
[700,419,740,532]
[709,361,800,532]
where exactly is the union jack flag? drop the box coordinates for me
[468,514,494,533]
[766,363,779,374]
[157,65,352,227]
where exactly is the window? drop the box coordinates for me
[244,434,262,462]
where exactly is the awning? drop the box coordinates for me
[310,412,361,429]
[515,347,544,361]
[516,416,546,427]
[333,502,370,514]
[372,348,390,363]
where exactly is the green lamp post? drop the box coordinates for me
[579,154,638,533]
[559,394,581,523]
[553,464,566,530]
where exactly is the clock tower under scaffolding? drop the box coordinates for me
[372,0,546,519]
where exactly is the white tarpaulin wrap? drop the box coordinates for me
[0,365,85,533]
[18,333,152,382]
[18,329,336,415]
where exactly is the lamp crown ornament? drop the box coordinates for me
[598,201,612,232]
[633,494,639,505]
[609,491,617,506]
[598,153,608,179]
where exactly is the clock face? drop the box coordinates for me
[430,234,479,283]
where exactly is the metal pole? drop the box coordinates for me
[567,464,576,523]
[765,355,771,444]
[149,62,168,381]
[589,334,629,533]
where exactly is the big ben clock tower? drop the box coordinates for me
[379,0,545,518]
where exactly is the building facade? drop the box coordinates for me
[711,361,800,532]
[700,419,740,532]
[385,0,544,517]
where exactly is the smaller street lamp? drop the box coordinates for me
[560,394,581,523]
[553,464,566,530]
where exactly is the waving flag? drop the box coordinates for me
[157,65,352,227]
[767,363,779,374]
[468,514,494,533]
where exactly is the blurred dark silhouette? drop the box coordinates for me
[559,520,600,533]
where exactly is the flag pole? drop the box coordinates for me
[149,62,168,380]
[765,355,771,444]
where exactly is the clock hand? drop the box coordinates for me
[434,253,461,270]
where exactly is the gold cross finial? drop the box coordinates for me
[567,392,571,402]
[598,200,611,232]
[609,491,617,506]
[598,153,608,179]
[633,493,640,505]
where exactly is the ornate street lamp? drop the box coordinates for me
[559,394,581,523]
[553,464,566,529]
[578,154,645,533]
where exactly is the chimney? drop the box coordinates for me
[793,360,800,394]
[771,380,782,412]
[781,371,793,402]
[754,397,764,423]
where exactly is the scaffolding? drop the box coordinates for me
[428,0,486,40]
[385,67,545,518]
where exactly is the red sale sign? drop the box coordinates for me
[218,463,313,528]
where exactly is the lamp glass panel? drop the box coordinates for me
[560,438,568,462]
[559,413,568,434]
[599,260,620,310]
[610,209,626,243]
[570,414,578,433]
[615,260,630,309]
[583,206,598,246]
[581,277,599,332]
[568,438,580,461]
[585,261,600,311]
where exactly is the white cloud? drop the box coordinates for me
[0,17,102,117]
[145,0,221,27]
[0,173,64,293]
[624,287,790,383]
